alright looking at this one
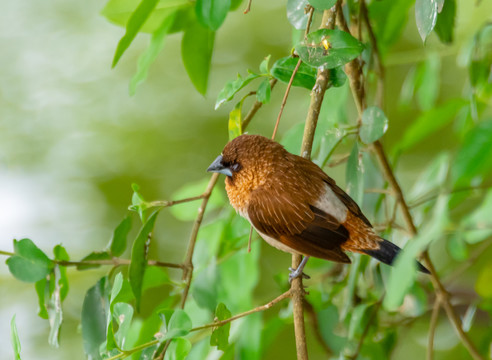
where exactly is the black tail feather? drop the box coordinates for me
[362,239,430,274]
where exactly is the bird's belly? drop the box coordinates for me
[238,207,300,255]
[257,230,300,254]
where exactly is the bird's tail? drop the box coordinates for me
[361,238,430,274]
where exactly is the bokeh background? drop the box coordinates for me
[1,0,492,359]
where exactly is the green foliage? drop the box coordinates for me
[346,142,364,205]
[181,21,215,95]
[129,210,159,311]
[6,239,53,283]
[111,0,160,67]
[360,106,388,144]
[196,0,231,31]
[4,1,492,360]
[296,29,364,68]
[82,277,109,360]
[434,0,456,43]
[415,0,438,42]
[210,303,232,350]
[10,315,21,360]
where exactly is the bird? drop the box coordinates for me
[207,134,430,281]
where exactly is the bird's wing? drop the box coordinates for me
[247,187,351,263]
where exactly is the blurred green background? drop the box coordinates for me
[1,0,492,359]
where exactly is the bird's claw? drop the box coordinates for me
[288,267,310,283]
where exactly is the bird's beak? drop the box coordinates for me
[207,155,233,177]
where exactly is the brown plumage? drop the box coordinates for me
[207,134,429,275]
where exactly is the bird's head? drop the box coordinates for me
[207,134,285,184]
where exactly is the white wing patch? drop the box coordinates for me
[313,183,348,223]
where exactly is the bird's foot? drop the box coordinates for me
[288,267,310,283]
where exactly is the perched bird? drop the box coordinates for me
[207,134,429,281]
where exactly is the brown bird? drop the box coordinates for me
[207,134,429,281]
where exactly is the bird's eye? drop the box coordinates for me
[230,163,241,172]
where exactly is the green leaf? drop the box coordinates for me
[82,277,109,360]
[384,196,448,310]
[348,303,371,340]
[413,54,441,111]
[6,239,53,283]
[447,234,468,261]
[259,55,271,74]
[318,127,346,166]
[130,183,153,223]
[462,190,492,244]
[110,273,125,307]
[369,0,414,55]
[228,101,243,140]
[346,142,364,206]
[181,21,215,95]
[271,57,316,90]
[415,0,438,43]
[462,304,477,332]
[166,338,192,360]
[129,12,176,95]
[53,245,70,301]
[215,72,261,109]
[129,210,159,311]
[287,0,309,30]
[256,78,271,104]
[113,303,134,349]
[295,29,364,69]
[112,0,160,67]
[453,119,492,186]
[210,303,232,350]
[159,310,192,341]
[109,215,133,257]
[397,99,467,152]
[77,251,112,271]
[101,0,190,34]
[360,106,388,144]
[434,0,455,44]
[170,179,225,221]
[48,266,64,348]
[11,315,21,360]
[196,0,231,31]
[308,0,336,10]
[328,67,347,88]
[476,263,492,298]
[35,279,49,319]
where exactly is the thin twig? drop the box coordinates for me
[427,298,441,360]
[272,58,302,140]
[271,6,314,141]
[241,79,277,132]
[348,298,383,360]
[191,290,292,332]
[337,6,484,359]
[289,7,340,359]
[243,0,252,14]
[180,172,219,308]
[148,194,206,208]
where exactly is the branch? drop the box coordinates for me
[427,298,441,360]
[348,298,383,360]
[191,290,292,332]
[148,194,206,208]
[289,6,341,359]
[180,172,219,308]
[241,78,277,132]
[272,6,314,141]
[338,5,484,360]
